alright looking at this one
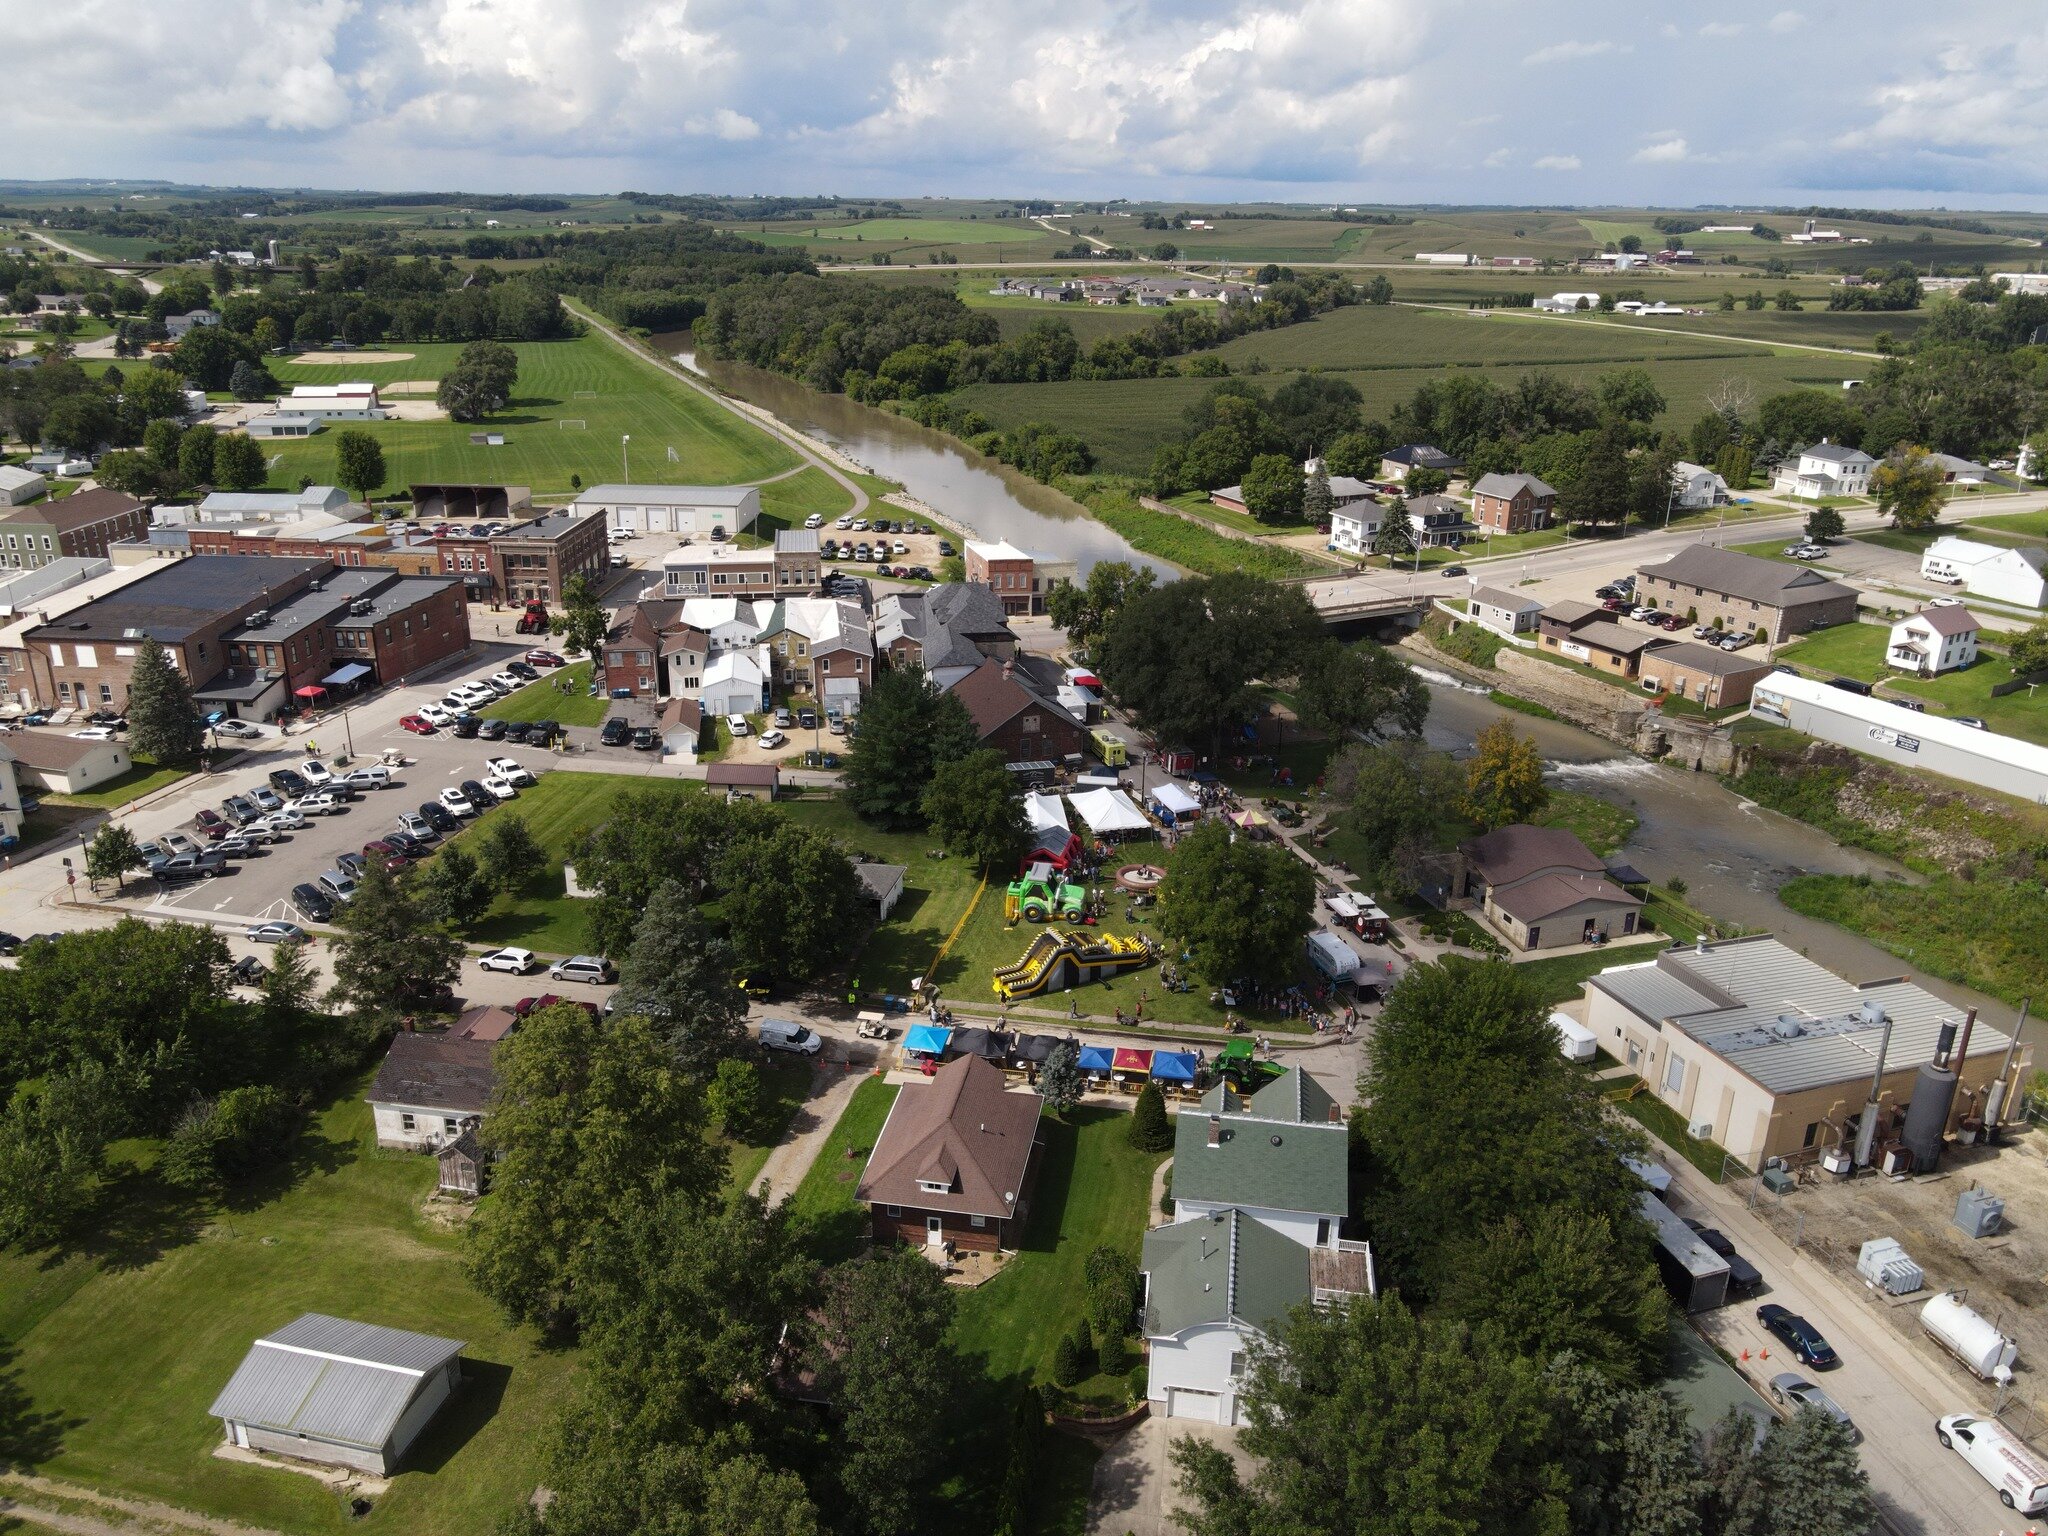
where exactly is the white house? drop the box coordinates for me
[575,483,760,538]
[1141,1068,1370,1424]
[1771,441,1875,500]
[1887,606,1979,676]
[1328,496,1473,556]
[1670,461,1731,510]
[365,1034,494,1152]
[1328,503,1373,556]
[1468,585,1544,638]
[1921,536,2046,609]
[698,645,767,719]
[675,596,770,652]
[283,382,387,420]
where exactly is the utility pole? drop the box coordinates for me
[621,434,631,484]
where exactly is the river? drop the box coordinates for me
[666,334,2028,1050]
[656,341,1173,580]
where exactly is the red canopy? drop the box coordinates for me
[293,685,327,698]
[1112,1047,1153,1073]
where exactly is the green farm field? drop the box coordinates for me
[726,217,1066,264]
[0,1083,573,1536]
[257,332,801,495]
[1205,302,1761,370]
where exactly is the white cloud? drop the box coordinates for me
[1482,146,1512,168]
[1532,154,1581,171]
[1768,10,1805,32]
[1522,39,1622,66]
[1699,22,1745,38]
[1634,137,1689,163]
[1834,30,2048,158]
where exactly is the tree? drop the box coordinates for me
[1043,559,1154,658]
[250,316,282,354]
[842,666,978,827]
[125,636,203,763]
[1171,1294,1564,1536]
[1595,367,1666,428]
[121,365,189,425]
[467,1006,721,1334]
[158,1084,299,1194]
[84,823,142,893]
[1871,443,1948,530]
[1560,423,1633,528]
[1294,639,1429,744]
[2008,618,2048,675]
[714,820,863,987]
[1364,273,1394,305]
[0,1067,115,1250]
[1464,720,1549,829]
[143,415,184,470]
[1037,1040,1084,1118]
[1128,1082,1173,1151]
[1404,465,1451,496]
[176,423,217,487]
[475,812,546,892]
[227,360,270,402]
[552,572,606,659]
[705,1058,762,1141]
[1546,1356,1713,1536]
[1370,499,1418,561]
[1326,743,1444,897]
[171,324,253,390]
[333,429,386,502]
[808,1250,966,1536]
[610,882,750,1078]
[414,842,491,927]
[1705,1406,1872,1536]
[921,748,1025,868]
[327,862,463,1022]
[1618,234,1643,254]
[1240,452,1305,523]
[1052,1330,1083,1387]
[1158,820,1317,986]
[1714,442,1753,494]
[1302,460,1334,525]
[437,339,520,422]
[210,431,266,492]
[90,449,163,499]
[1804,504,1845,543]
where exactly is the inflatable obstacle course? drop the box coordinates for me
[992,929,1158,1000]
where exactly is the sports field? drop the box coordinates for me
[256,332,801,495]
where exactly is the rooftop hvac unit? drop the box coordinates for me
[244,610,270,627]
[1881,1144,1915,1178]
[1953,1187,2006,1240]
[1857,1237,1924,1295]
[1688,1119,1715,1140]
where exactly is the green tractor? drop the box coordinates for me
[1006,867,1087,923]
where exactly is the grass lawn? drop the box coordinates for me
[722,1059,817,1198]
[1073,479,1317,579]
[0,1079,573,1536]
[755,466,853,526]
[1514,947,1639,1008]
[1962,508,2048,542]
[1851,526,1942,556]
[1892,659,2048,747]
[44,754,191,810]
[12,801,98,855]
[1164,490,1317,539]
[259,332,800,495]
[480,661,609,726]
[952,1107,1167,1387]
[786,1076,898,1264]
[1608,1083,1748,1180]
[1538,787,1640,857]
[1775,621,1892,681]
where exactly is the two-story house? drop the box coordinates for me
[1771,441,1875,500]
[1469,472,1557,534]
[857,1054,1043,1253]
[948,657,1085,764]
[763,596,873,711]
[1887,605,1979,676]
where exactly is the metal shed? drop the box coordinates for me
[208,1313,466,1475]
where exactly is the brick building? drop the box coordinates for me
[949,657,1086,764]
[1469,472,1557,534]
[0,489,149,570]
[1636,641,1774,710]
[1635,545,1859,644]
[964,539,1038,616]
[660,531,821,600]
[436,507,607,605]
[1535,600,1663,679]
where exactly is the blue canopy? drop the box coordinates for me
[1077,1043,1116,1073]
[903,1024,952,1057]
[1150,1050,1200,1083]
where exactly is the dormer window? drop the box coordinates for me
[917,1179,950,1195]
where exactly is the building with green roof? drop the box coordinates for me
[1171,1066,1349,1249]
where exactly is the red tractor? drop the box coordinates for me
[513,599,550,636]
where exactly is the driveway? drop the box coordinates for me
[1088,1416,1247,1536]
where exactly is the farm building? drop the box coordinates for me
[574,483,760,538]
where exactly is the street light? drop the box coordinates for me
[621,434,631,485]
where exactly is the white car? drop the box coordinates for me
[486,757,536,786]
[804,513,825,529]
[479,947,537,974]
[71,726,117,740]
[299,759,335,787]
[481,774,520,801]
[892,540,908,555]
[288,794,343,818]
[342,766,390,790]
[727,713,751,736]
[758,729,788,749]
[452,683,497,709]
[835,515,855,530]
[489,672,524,694]
[257,808,306,832]
[438,787,477,817]
[607,526,633,543]
[420,702,458,727]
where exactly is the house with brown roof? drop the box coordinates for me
[3,729,131,793]
[1635,545,1859,643]
[948,657,1086,764]
[365,1033,496,1151]
[1535,600,1663,678]
[1886,607,1978,677]
[602,603,663,699]
[1458,824,1643,951]
[706,762,779,800]
[0,488,148,570]
[1637,640,1775,710]
[857,1054,1044,1252]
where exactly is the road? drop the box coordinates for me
[25,229,164,293]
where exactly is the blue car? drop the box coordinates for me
[1757,1304,1838,1370]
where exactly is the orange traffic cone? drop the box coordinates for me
[1759,1348,1770,1360]
[1740,1349,1750,1362]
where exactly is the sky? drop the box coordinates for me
[6,0,2048,209]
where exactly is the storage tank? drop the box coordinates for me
[1900,1020,1963,1172]
[1920,1291,2018,1382]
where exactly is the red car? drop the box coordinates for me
[525,649,567,668]
[399,714,437,734]
[362,839,411,872]
[513,993,601,1021]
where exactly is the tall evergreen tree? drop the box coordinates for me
[125,636,203,763]
[326,863,462,1023]
[841,666,977,827]
[610,882,750,1079]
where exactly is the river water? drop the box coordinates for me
[658,341,1172,580]
[665,336,2027,1048]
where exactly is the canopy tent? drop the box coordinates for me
[950,1026,1004,1061]
[1150,1050,1200,1083]
[1151,783,1200,817]
[1006,1033,1059,1071]
[1111,1047,1153,1077]
[321,662,372,687]
[1065,670,1102,689]
[903,1024,952,1057]
[1324,893,1362,920]
[1024,792,1070,834]
[1067,787,1150,835]
[1077,1044,1116,1075]
[1227,808,1269,832]
[292,685,327,699]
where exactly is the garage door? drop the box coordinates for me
[615,506,644,532]
[1165,1388,1222,1423]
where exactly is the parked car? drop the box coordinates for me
[400,713,436,734]
[234,824,281,846]
[481,773,521,799]
[1937,1414,2048,1513]
[1757,1305,1838,1369]
[439,787,478,818]
[480,947,538,974]
[268,768,310,798]
[804,513,825,529]
[247,921,308,945]
[363,837,411,864]
[1768,1374,1855,1437]
[214,718,262,739]
[1683,1220,1764,1295]
[1956,716,1988,729]
[489,672,525,694]
[257,808,306,833]
[419,703,458,728]
[630,727,659,752]
[506,660,539,680]
[298,760,334,787]
[215,834,262,860]
[477,718,508,741]
[937,539,955,556]
[502,720,535,744]
[761,1018,822,1055]
[419,802,459,833]
[221,794,262,825]
[549,954,615,985]
[797,708,818,729]
[727,714,750,736]
[451,716,480,738]
[342,766,391,791]
[335,852,369,882]
[487,757,536,785]
[150,851,227,884]
[397,812,440,844]
[526,649,567,668]
[229,955,267,987]
[162,832,202,858]
[600,717,632,747]
[758,729,787,749]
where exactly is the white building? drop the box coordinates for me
[1413,252,1479,265]
[283,382,387,420]
[1887,606,1979,676]
[1921,536,2046,609]
[675,596,770,652]
[575,483,760,538]
[1468,586,1544,638]
[1534,291,1601,312]
[0,465,48,506]
[698,645,767,718]
[1670,461,1731,510]
[1771,441,1875,499]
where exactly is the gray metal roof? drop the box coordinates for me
[1470,586,1542,612]
[1588,936,2011,1095]
[774,529,820,554]
[1640,640,1773,678]
[1636,545,1857,609]
[575,484,755,506]
[209,1314,463,1449]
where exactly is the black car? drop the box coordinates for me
[0,932,19,955]
[631,726,659,751]
[937,539,955,556]
[1757,1305,1838,1369]
[1684,1220,1764,1295]
[269,767,310,798]
[384,829,431,858]
[507,660,539,680]
[479,718,508,741]
[502,720,535,744]
[291,882,335,922]
[459,778,493,810]
[453,716,481,738]
[420,801,459,833]
[533,719,561,745]
[1441,564,1467,577]
[797,708,818,730]
[599,717,632,747]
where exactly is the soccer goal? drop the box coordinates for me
[666,446,679,463]
[558,419,587,431]
[265,453,283,470]
[573,390,598,399]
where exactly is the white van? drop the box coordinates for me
[761,1019,822,1056]
[1938,1414,2048,1512]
